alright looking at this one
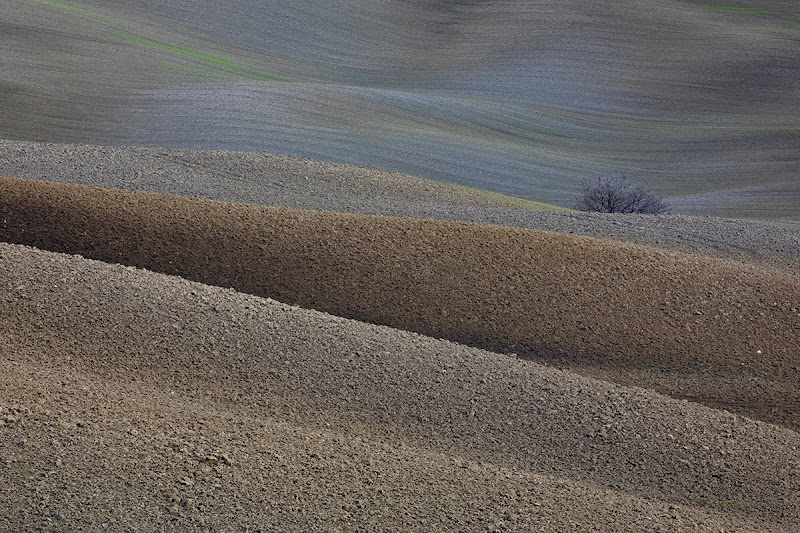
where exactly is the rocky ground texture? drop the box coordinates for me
[1,141,799,531]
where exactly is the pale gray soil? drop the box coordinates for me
[3,0,800,218]
[2,140,798,271]
[2,242,798,531]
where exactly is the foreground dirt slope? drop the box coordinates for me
[1,242,798,531]
[2,176,798,431]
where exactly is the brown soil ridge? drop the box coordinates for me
[2,175,799,430]
[2,242,798,531]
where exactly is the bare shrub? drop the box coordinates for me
[575,176,671,214]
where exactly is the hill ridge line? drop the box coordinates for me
[2,174,799,431]
[1,240,798,529]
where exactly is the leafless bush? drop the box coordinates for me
[575,176,671,214]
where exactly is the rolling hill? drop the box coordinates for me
[2,239,798,531]
[2,174,799,431]
[2,1,800,529]
[2,0,799,218]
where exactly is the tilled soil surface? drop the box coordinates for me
[4,1,800,219]
[1,142,800,531]
[2,242,798,531]
[2,175,799,434]
[2,140,799,272]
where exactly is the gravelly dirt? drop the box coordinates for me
[1,140,799,272]
[1,141,800,531]
[2,242,798,531]
[2,175,799,434]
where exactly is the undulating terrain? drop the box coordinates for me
[2,0,800,218]
[3,239,798,532]
[2,173,800,431]
[2,0,800,531]
[1,146,799,530]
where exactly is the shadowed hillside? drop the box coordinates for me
[2,175,798,431]
[2,0,799,218]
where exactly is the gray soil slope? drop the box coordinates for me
[2,242,799,531]
[3,0,800,218]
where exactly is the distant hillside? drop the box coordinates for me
[2,0,799,218]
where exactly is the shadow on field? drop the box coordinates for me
[2,175,798,430]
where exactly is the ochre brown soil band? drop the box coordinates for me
[2,175,799,429]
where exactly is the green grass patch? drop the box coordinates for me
[110,32,291,82]
[27,0,292,82]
